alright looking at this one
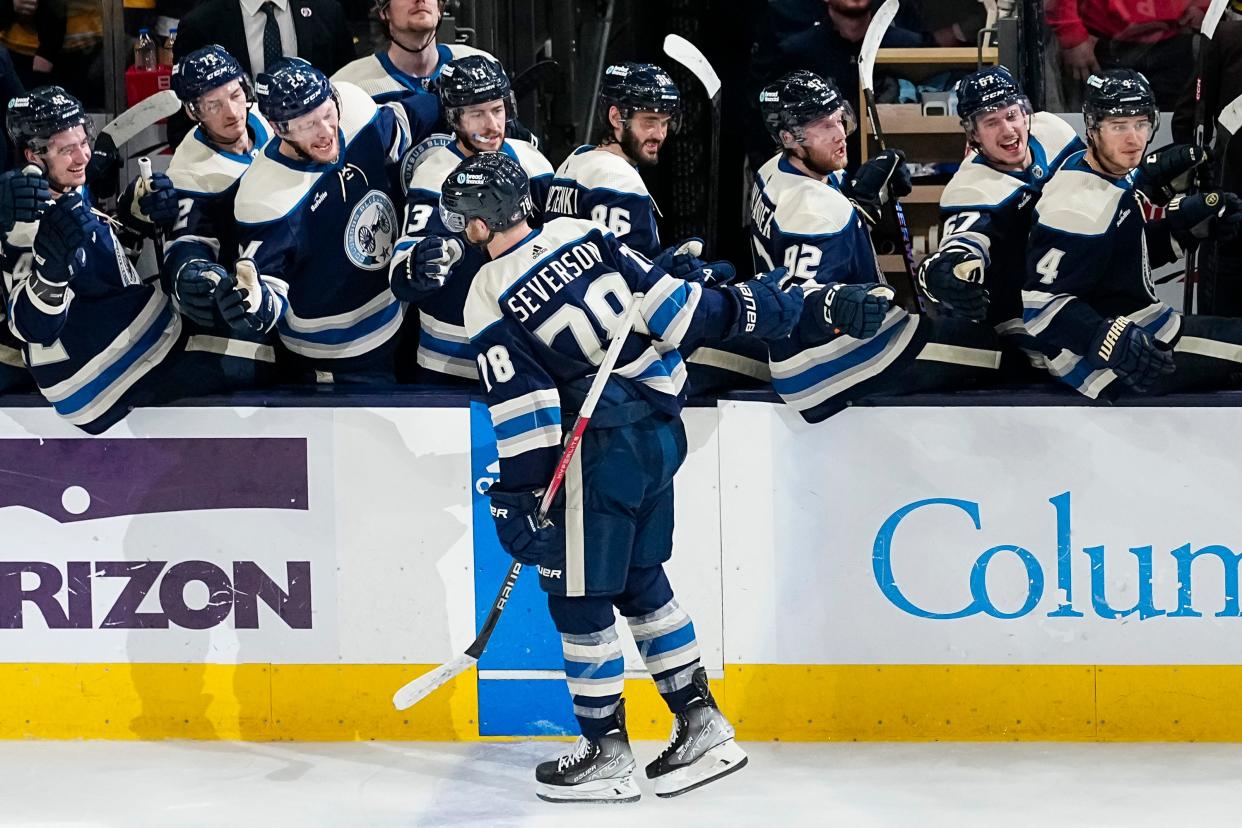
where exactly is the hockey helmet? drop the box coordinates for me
[759,70,856,144]
[598,62,682,133]
[171,45,253,109]
[956,65,1030,127]
[439,151,534,234]
[255,58,336,132]
[1083,69,1159,133]
[7,85,92,154]
[439,55,515,121]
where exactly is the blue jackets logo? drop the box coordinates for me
[344,190,397,270]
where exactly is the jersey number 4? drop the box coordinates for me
[1035,248,1064,285]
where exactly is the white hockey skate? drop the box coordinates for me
[646,668,748,798]
[535,700,641,804]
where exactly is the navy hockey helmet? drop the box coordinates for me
[439,55,515,120]
[1083,69,1159,133]
[759,70,856,145]
[598,62,682,133]
[7,85,92,154]
[956,65,1030,126]
[439,151,534,234]
[171,45,253,109]
[255,57,336,132]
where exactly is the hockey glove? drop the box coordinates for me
[724,267,803,340]
[120,171,179,234]
[488,487,563,566]
[652,238,738,286]
[0,167,51,232]
[173,259,225,326]
[1137,143,1209,204]
[393,236,464,302]
[1167,191,1242,243]
[917,244,988,321]
[32,193,93,285]
[1086,316,1176,393]
[814,282,895,340]
[845,149,913,226]
[215,259,281,334]
[85,130,121,200]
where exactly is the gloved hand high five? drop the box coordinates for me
[173,259,225,326]
[393,236,464,302]
[215,259,281,334]
[1086,315,1176,393]
[488,486,563,566]
[812,282,895,340]
[1167,191,1242,243]
[844,149,913,226]
[724,267,803,340]
[0,167,51,232]
[917,244,988,320]
[1137,143,1210,204]
[652,237,737,286]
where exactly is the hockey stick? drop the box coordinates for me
[137,157,167,276]
[859,0,921,309]
[101,90,182,149]
[663,34,722,256]
[1184,0,1230,314]
[392,294,646,710]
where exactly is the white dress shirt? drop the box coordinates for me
[239,0,298,76]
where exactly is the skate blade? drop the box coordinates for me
[536,775,641,805]
[653,740,749,799]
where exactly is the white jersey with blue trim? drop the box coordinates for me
[939,111,1084,346]
[1021,150,1180,399]
[464,217,740,490]
[544,145,661,257]
[4,191,181,429]
[235,81,438,375]
[391,137,553,380]
[332,43,491,104]
[749,152,923,423]
[165,110,272,284]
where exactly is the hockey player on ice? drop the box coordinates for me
[1,87,273,432]
[1023,69,1242,398]
[388,54,552,383]
[332,0,490,104]
[922,65,1083,368]
[754,70,1002,423]
[232,58,441,384]
[450,151,801,803]
[163,45,282,359]
[546,61,768,393]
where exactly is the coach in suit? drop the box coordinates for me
[173,0,356,77]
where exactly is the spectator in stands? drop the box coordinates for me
[0,0,101,106]
[1047,0,1208,110]
[173,0,355,78]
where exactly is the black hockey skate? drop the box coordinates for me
[646,667,748,798]
[536,700,640,804]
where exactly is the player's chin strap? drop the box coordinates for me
[387,11,440,56]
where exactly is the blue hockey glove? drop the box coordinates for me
[488,487,563,566]
[0,168,51,232]
[120,171,178,233]
[653,238,737,286]
[32,193,93,285]
[917,244,988,321]
[845,149,913,226]
[86,130,121,200]
[215,259,281,334]
[174,259,225,326]
[815,282,895,340]
[1086,316,1176,393]
[1137,143,1209,204]
[1167,191,1242,243]
[724,267,803,340]
[393,236,464,302]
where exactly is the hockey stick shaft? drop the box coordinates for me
[137,157,167,276]
[392,295,645,710]
[663,34,722,255]
[1184,0,1229,315]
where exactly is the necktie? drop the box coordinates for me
[260,1,282,73]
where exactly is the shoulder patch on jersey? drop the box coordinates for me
[402,133,455,187]
[407,143,463,194]
[344,189,399,269]
[1035,165,1126,236]
[553,146,648,196]
[1029,112,1083,162]
[508,139,555,177]
[941,158,1026,210]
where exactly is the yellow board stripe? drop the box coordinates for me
[5,663,1242,741]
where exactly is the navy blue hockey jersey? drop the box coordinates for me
[1022,150,1180,398]
[391,137,553,380]
[464,217,739,490]
[938,112,1084,351]
[234,82,440,377]
[544,145,662,258]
